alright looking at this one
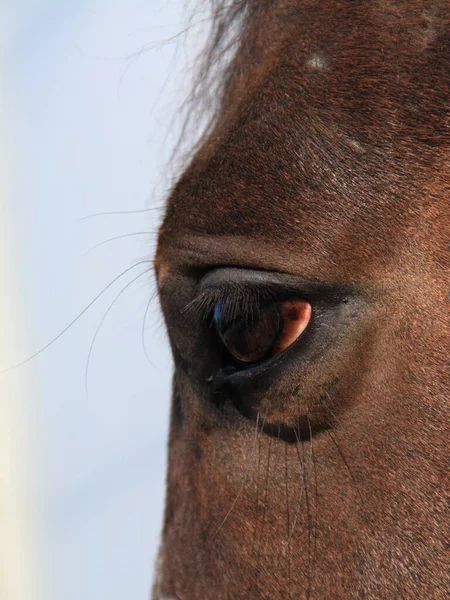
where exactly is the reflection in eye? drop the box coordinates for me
[213,298,312,364]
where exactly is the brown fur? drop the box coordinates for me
[154,1,450,598]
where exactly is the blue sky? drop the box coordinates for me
[2,2,198,598]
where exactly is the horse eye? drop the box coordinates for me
[213,299,312,365]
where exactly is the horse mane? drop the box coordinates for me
[177,1,255,162]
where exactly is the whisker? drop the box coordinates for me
[288,452,305,543]
[260,419,283,561]
[84,268,153,401]
[307,415,318,597]
[251,413,265,555]
[76,207,162,222]
[83,232,156,256]
[293,425,312,597]
[284,442,291,542]
[319,392,373,534]
[255,426,273,569]
[319,392,361,494]
[209,412,260,544]
[289,422,307,543]
[141,293,157,367]
[284,441,292,591]
[0,260,153,373]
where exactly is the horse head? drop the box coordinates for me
[154,1,449,597]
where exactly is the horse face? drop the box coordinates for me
[154,2,449,598]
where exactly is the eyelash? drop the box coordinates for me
[183,286,279,324]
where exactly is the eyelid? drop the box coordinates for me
[195,267,353,300]
[182,267,354,321]
[184,269,312,320]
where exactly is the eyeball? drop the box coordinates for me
[213,298,312,364]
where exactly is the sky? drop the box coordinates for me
[1,2,203,599]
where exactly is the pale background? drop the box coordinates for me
[1,2,204,599]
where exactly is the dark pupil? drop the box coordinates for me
[214,300,282,363]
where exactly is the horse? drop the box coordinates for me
[153,1,449,598]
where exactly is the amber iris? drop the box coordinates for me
[213,299,312,364]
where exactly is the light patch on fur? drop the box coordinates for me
[418,9,437,50]
[306,52,329,71]
[347,139,366,153]
[157,261,171,290]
